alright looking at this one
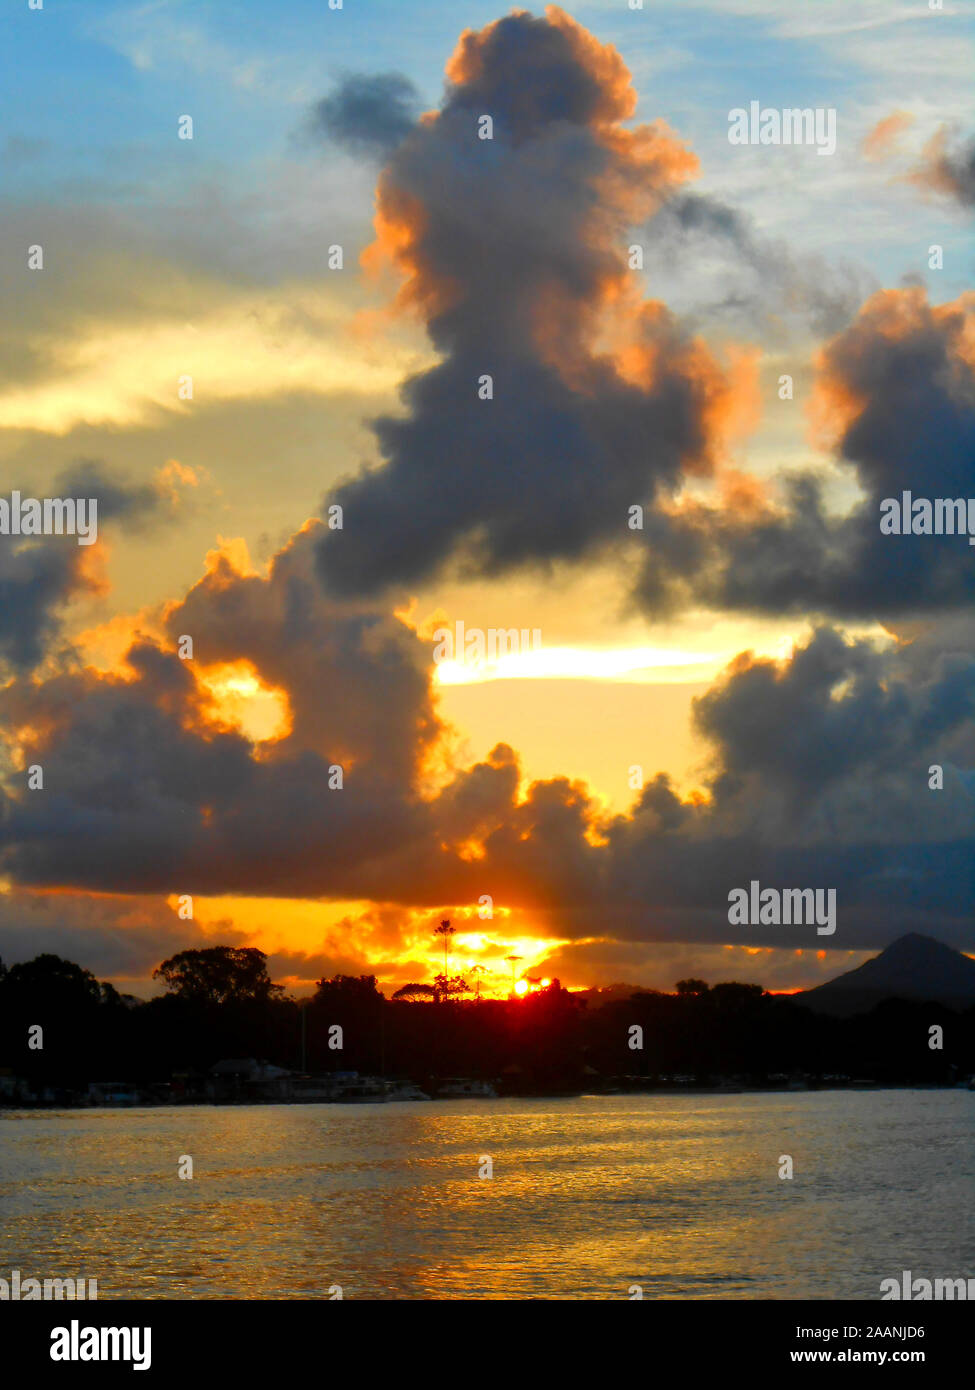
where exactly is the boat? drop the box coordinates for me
[336,1078,389,1103]
[386,1082,431,1102]
[435,1078,498,1098]
[336,1078,431,1102]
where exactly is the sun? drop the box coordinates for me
[513,977,553,997]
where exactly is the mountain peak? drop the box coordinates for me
[802,933,975,1015]
[878,932,961,960]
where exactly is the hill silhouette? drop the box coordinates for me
[800,933,975,1016]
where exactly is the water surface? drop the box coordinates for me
[2,1091,972,1299]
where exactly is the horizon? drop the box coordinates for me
[6,929,975,1005]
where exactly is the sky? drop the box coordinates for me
[1,0,974,999]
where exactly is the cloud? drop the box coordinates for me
[0,889,219,989]
[0,461,177,673]
[0,279,422,435]
[315,7,742,599]
[0,543,95,674]
[579,626,975,953]
[0,525,447,898]
[908,126,975,208]
[53,459,176,528]
[633,288,975,620]
[308,73,421,156]
[3,508,975,965]
[533,939,872,994]
[862,111,914,161]
[440,624,975,956]
[647,192,874,338]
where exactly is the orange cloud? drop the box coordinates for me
[862,111,914,161]
[809,287,975,449]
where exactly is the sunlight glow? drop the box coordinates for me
[435,645,719,685]
[194,660,292,744]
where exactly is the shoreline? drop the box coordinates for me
[3,1081,969,1112]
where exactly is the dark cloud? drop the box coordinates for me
[167,525,442,789]
[909,127,975,208]
[0,890,220,988]
[0,460,181,674]
[0,543,91,672]
[311,9,934,634]
[0,526,446,898]
[53,459,168,528]
[309,73,420,156]
[634,288,975,620]
[315,8,726,599]
[3,519,975,960]
[583,627,975,951]
[307,11,970,636]
[425,626,975,955]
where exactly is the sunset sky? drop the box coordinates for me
[1,0,974,999]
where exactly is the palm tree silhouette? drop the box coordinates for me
[434,919,455,980]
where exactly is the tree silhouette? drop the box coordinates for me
[313,974,382,1007]
[434,919,455,986]
[433,973,471,1002]
[154,947,283,1005]
[392,983,438,1002]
